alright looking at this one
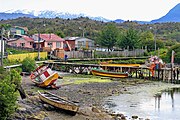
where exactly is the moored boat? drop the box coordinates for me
[100,63,140,67]
[38,91,79,115]
[91,68,129,78]
[30,65,61,88]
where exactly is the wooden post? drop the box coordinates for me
[177,68,179,81]
[136,69,138,78]
[158,69,160,80]
[171,68,173,83]
[162,70,164,81]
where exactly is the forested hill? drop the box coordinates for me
[0,17,180,42]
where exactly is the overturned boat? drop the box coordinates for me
[38,91,79,115]
[30,65,61,88]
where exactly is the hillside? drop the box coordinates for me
[0,17,180,42]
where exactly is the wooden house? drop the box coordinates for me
[9,26,28,37]
[7,35,34,48]
[64,37,94,51]
[32,33,65,51]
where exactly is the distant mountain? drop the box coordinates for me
[0,12,36,20]
[113,19,124,23]
[1,3,180,23]
[1,10,110,22]
[151,3,180,23]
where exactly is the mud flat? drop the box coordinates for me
[12,74,180,120]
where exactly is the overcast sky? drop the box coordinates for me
[0,0,180,21]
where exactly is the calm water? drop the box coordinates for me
[103,88,180,120]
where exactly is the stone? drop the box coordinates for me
[132,115,138,119]
[92,106,101,113]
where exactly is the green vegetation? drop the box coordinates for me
[0,67,22,120]
[21,57,36,72]
[0,17,179,64]
[62,74,112,84]
[98,23,119,51]
[1,17,179,46]
[6,48,31,54]
[165,44,180,64]
[117,28,140,49]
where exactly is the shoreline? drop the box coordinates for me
[12,74,180,120]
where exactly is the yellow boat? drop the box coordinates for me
[91,68,129,78]
[30,65,61,88]
[100,63,140,67]
[38,91,79,115]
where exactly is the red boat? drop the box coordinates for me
[30,65,61,88]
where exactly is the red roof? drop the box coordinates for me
[35,33,64,42]
[22,35,33,42]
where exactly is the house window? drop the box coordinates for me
[56,42,61,48]
[30,42,33,45]
[11,43,17,46]
[77,41,84,48]
[47,42,52,47]
[20,43,25,47]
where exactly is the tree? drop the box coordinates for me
[117,28,140,50]
[0,24,11,38]
[165,44,180,64]
[56,31,65,38]
[98,23,119,51]
[0,67,22,120]
[21,57,36,73]
[139,31,154,47]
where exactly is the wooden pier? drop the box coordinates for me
[44,61,180,84]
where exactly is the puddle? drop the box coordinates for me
[103,85,180,120]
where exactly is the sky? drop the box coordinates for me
[0,0,180,21]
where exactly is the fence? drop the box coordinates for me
[6,45,43,52]
[63,49,145,59]
[7,52,47,61]
[64,50,93,59]
[95,49,145,57]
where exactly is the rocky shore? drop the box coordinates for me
[10,74,180,120]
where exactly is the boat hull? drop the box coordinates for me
[30,65,60,88]
[100,63,140,67]
[91,69,129,78]
[38,91,79,113]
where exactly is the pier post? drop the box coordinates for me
[162,70,164,81]
[157,69,160,80]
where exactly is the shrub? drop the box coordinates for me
[0,67,21,120]
[165,44,180,64]
[21,57,36,72]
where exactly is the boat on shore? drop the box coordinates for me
[38,91,79,115]
[91,68,129,78]
[30,65,61,88]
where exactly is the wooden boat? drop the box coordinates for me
[100,63,140,67]
[91,68,129,78]
[30,65,61,88]
[38,91,79,115]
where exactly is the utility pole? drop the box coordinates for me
[150,27,156,55]
[1,27,4,66]
[37,31,40,61]
[79,27,85,37]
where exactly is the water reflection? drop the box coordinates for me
[103,88,180,120]
[154,88,180,111]
[140,88,180,120]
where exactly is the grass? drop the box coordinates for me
[60,74,112,85]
